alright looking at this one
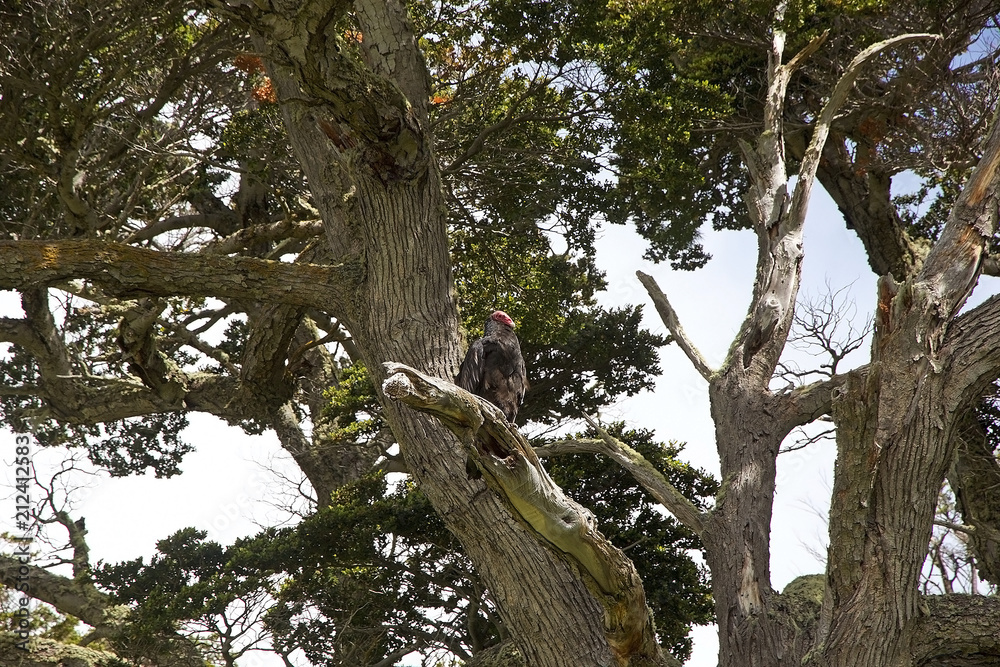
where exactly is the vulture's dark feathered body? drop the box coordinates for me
[456,311,527,423]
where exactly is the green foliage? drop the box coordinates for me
[0,0,238,241]
[419,0,745,270]
[321,363,385,446]
[95,526,272,664]
[260,477,479,666]
[0,294,195,477]
[96,476,483,666]
[517,306,668,423]
[95,456,716,664]
[86,413,192,478]
[545,424,717,660]
[15,0,994,663]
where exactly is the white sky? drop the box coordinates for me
[2,178,998,666]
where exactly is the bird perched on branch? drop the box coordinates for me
[456,310,527,424]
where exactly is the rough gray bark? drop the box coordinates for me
[3,1,998,664]
[912,595,1000,665]
[0,240,351,309]
[212,0,637,662]
[638,7,1000,665]
[818,101,1000,666]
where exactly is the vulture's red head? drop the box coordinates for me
[490,310,515,329]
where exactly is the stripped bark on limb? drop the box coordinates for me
[381,362,670,667]
[583,414,706,536]
[738,27,939,378]
[533,426,706,537]
[635,271,714,381]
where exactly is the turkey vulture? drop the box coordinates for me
[456,310,527,423]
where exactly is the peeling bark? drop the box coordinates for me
[381,362,668,666]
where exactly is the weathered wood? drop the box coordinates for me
[382,362,671,666]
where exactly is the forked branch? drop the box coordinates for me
[381,362,669,665]
[788,33,941,229]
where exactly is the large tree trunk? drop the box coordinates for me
[346,144,616,660]
[703,382,787,666]
[817,96,1000,664]
[639,9,1000,665]
[226,0,625,663]
[340,180,615,666]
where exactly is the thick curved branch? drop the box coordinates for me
[635,271,714,381]
[775,368,865,433]
[201,218,324,255]
[787,33,941,230]
[0,295,238,425]
[20,289,73,379]
[235,303,303,410]
[536,415,706,537]
[381,362,670,666]
[912,595,1000,666]
[126,212,240,243]
[811,133,927,279]
[117,298,189,405]
[7,372,238,426]
[0,240,355,312]
[0,556,109,626]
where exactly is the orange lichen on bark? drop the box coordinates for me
[252,79,277,104]
[233,54,266,74]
